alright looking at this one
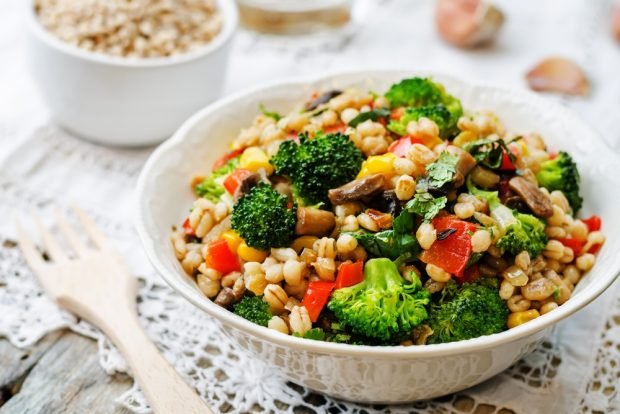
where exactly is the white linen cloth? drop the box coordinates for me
[1,0,619,412]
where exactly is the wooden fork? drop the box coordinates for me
[16,206,211,414]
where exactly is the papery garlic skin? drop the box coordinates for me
[613,5,620,42]
[526,57,590,97]
[435,0,505,48]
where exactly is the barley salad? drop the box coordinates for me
[171,77,605,346]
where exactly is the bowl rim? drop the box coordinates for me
[136,69,620,358]
[25,0,239,68]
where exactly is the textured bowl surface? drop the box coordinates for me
[136,70,620,402]
[26,0,238,146]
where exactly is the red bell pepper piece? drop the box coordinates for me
[301,281,336,323]
[335,260,364,289]
[223,168,253,195]
[182,218,195,237]
[420,216,476,277]
[499,149,517,171]
[205,239,241,274]
[388,136,424,158]
[212,148,244,171]
[581,215,602,232]
[557,238,585,257]
[588,244,602,254]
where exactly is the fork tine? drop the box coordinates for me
[54,207,89,256]
[34,213,68,262]
[72,205,109,250]
[15,219,45,270]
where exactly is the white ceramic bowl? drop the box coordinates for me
[26,0,238,147]
[136,70,620,403]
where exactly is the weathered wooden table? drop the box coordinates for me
[0,333,132,414]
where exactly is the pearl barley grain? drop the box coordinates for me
[34,0,223,58]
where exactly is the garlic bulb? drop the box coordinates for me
[613,4,620,42]
[526,57,590,96]
[435,0,505,48]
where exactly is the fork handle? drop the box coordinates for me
[100,312,211,414]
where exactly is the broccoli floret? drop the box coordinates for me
[270,132,363,206]
[427,279,508,344]
[293,328,326,341]
[195,157,240,202]
[231,184,296,250]
[385,77,444,108]
[387,105,456,138]
[233,296,272,327]
[384,77,463,138]
[327,258,430,342]
[467,177,548,257]
[535,151,583,213]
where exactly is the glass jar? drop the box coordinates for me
[236,0,354,35]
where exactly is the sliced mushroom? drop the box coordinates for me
[508,176,553,218]
[328,174,386,205]
[504,196,529,213]
[436,0,505,48]
[295,208,336,236]
[526,57,590,96]
[233,172,261,200]
[367,190,405,216]
[446,145,477,188]
[214,288,237,309]
[304,90,343,112]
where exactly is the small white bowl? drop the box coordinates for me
[136,70,620,403]
[26,0,238,147]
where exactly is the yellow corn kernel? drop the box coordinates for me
[516,140,529,157]
[221,230,243,252]
[359,153,396,178]
[240,147,274,174]
[230,141,244,151]
[507,309,540,329]
[419,135,443,149]
[356,166,371,179]
[237,242,268,262]
[291,236,319,254]
[452,131,477,147]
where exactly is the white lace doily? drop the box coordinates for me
[2,1,620,413]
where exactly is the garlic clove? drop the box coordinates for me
[435,0,505,48]
[526,57,590,96]
[613,5,620,42]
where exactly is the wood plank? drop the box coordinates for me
[0,332,63,405]
[0,332,134,414]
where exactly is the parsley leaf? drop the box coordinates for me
[404,192,447,222]
[426,151,459,188]
[347,230,419,260]
[416,151,459,193]
[347,108,391,127]
[463,138,516,169]
[259,103,282,121]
